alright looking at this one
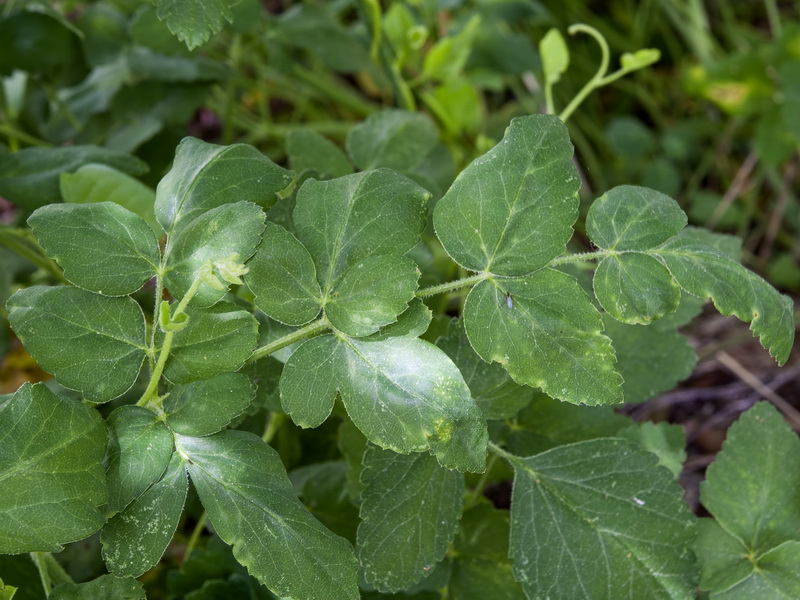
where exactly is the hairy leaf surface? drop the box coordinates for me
[358,447,464,591]
[105,405,174,513]
[102,452,188,578]
[281,335,488,472]
[433,115,580,276]
[29,202,160,296]
[0,384,107,553]
[464,271,623,405]
[7,286,147,402]
[508,438,697,599]
[176,430,360,600]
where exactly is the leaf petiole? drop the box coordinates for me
[415,273,489,299]
[247,316,331,363]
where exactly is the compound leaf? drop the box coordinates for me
[436,318,532,419]
[358,447,464,592]
[294,169,428,293]
[507,438,697,599]
[105,405,174,514]
[654,231,794,365]
[162,302,259,384]
[464,270,623,406]
[433,115,580,276]
[29,202,160,296]
[165,372,255,436]
[7,286,147,402]
[102,452,188,578]
[163,201,265,307]
[155,137,291,233]
[365,298,432,341]
[245,222,322,325]
[281,335,488,473]
[176,430,360,600]
[0,383,107,553]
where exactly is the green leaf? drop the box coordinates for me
[464,271,623,406]
[358,447,465,592]
[0,383,107,553]
[654,230,794,364]
[245,222,322,326]
[7,286,147,402]
[603,315,696,403]
[422,15,481,82]
[436,319,532,419]
[0,146,147,210]
[165,372,255,436]
[507,438,697,599]
[290,461,360,542]
[163,302,259,384]
[620,48,661,71]
[50,575,145,600]
[60,164,160,235]
[175,430,360,600]
[163,201,266,307]
[433,115,580,276]
[365,298,432,341]
[618,422,687,478]
[345,111,454,196]
[151,0,233,50]
[29,203,160,296]
[325,255,420,337]
[449,505,526,600]
[697,520,800,599]
[286,130,353,178]
[293,170,429,330]
[586,186,688,250]
[593,253,681,324]
[700,403,800,560]
[155,137,291,233]
[102,452,188,578]
[105,405,174,513]
[281,335,488,473]
[540,29,569,85]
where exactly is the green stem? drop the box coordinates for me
[248,316,331,363]
[262,411,286,443]
[559,24,610,123]
[549,250,610,265]
[467,452,499,508]
[764,0,782,38]
[31,553,52,597]
[487,441,516,463]
[0,123,51,147]
[182,512,207,565]
[415,273,488,299]
[137,275,204,407]
[0,227,69,283]
[42,553,73,586]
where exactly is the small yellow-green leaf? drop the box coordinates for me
[621,48,661,71]
[540,29,569,85]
